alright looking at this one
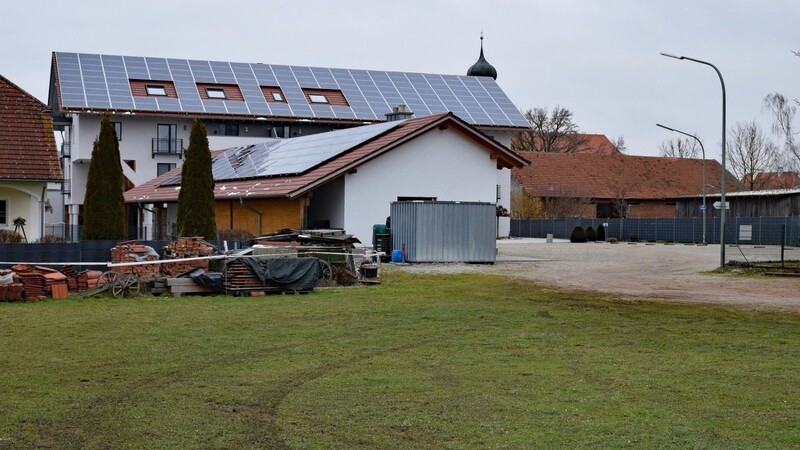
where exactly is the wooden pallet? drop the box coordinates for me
[166,278,214,297]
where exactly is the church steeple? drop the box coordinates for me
[467,33,497,80]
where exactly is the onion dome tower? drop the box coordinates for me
[467,33,497,80]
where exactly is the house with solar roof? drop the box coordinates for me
[124,112,528,242]
[48,44,529,239]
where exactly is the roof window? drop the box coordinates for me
[146,85,167,96]
[272,92,284,102]
[206,88,227,99]
[308,94,329,104]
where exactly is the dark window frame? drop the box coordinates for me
[156,124,178,153]
[157,163,177,177]
[111,121,122,141]
[0,198,7,225]
[206,87,227,99]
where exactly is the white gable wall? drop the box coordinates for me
[342,127,500,244]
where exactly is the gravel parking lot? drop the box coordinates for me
[389,239,800,313]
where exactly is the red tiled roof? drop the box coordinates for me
[0,75,62,181]
[742,171,800,190]
[125,113,528,203]
[513,153,744,200]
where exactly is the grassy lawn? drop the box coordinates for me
[1,272,799,449]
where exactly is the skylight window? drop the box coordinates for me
[272,92,284,102]
[146,85,167,96]
[206,88,226,99]
[308,94,329,104]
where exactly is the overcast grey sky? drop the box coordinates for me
[1,0,797,161]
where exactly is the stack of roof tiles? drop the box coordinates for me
[162,237,215,276]
[12,265,47,301]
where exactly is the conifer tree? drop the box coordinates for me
[83,114,126,240]
[176,120,217,240]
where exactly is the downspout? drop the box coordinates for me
[40,184,47,239]
[239,197,262,236]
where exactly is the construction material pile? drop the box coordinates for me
[0,269,24,301]
[162,237,215,276]
[110,241,161,280]
[3,265,69,301]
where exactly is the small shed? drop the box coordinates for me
[390,201,496,263]
[676,188,800,218]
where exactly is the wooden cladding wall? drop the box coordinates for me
[197,83,244,101]
[129,80,178,98]
[302,88,349,106]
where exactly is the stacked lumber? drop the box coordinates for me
[222,259,279,293]
[110,241,160,281]
[0,269,24,301]
[162,237,215,276]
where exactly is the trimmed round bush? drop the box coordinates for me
[570,226,587,243]
[585,226,596,242]
[596,224,606,242]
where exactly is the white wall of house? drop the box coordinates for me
[0,181,48,242]
[342,128,501,244]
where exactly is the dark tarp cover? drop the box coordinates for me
[178,268,225,293]
[239,257,322,291]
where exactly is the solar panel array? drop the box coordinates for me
[54,52,529,127]
[159,120,402,186]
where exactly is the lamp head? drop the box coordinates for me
[660,52,684,60]
[656,123,676,132]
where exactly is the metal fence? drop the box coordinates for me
[511,216,800,246]
[0,239,253,269]
[43,223,193,242]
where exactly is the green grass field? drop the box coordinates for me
[1,272,798,449]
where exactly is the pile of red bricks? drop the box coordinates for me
[110,240,161,281]
[162,237,215,276]
[0,269,24,301]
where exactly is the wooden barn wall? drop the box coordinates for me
[675,194,800,218]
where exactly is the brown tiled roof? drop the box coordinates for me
[0,75,62,181]
[513,153,744,200]
[125,113,529,203]
[742,171,800,190]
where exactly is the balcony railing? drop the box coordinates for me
[151,138,184,158]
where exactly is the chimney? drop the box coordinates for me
[385,104,413,122]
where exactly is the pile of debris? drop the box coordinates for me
[162,237,215,276]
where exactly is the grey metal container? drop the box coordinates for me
[390,201,496,263]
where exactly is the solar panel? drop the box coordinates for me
[159,119,402,187]
[54,52,529,127]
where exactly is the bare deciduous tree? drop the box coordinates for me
[659,137,701,159]
[538,187,591,218]
[727,121,778,190]
[763,92,799,172]
[512,106,587,153]
[612,136,627,154]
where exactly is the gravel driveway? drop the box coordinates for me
[388,239,800,313]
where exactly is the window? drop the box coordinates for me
[221,123,239,136]
[112,121,122,140]
[308,94,329,104]
[206,88,226,99]
[269,126,290,138]
[146,85,167,96]
[0,199,7,225]
[157,124,178,153]
[271,92,284,102]
[157,163,176,177]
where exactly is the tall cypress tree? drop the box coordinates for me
[83,114,126,240]
[176,119,217,240]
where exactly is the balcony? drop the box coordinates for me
[151,138,184,158]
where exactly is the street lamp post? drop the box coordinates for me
[661,53,727,267]
[656,124,707,245]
